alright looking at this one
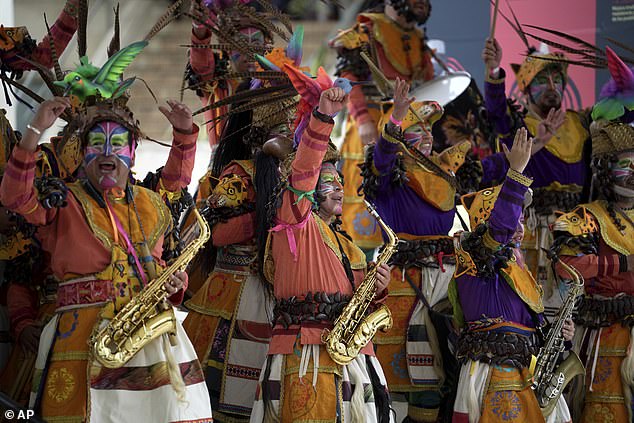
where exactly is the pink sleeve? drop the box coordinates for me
[189,29,216,81]
[158,126,199,193]
[278,114,334,224]
[29,0,79,69]
[0,146,57,225]
[557,254,621,280]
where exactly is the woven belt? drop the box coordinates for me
[456,325,540,369]
[575,294,634,328]
[390,237,455,269]
[274,291,352,329]
[56,277,114,311]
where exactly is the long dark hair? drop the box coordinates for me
[254,149,280,281]
[211,80,254,179]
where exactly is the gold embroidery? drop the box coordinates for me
[46,367,76,403]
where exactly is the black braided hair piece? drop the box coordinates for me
[592,153,626,232]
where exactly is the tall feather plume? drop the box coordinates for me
[0,73,46,105]
[180,43,269,54]
[255,0,293,34]
[194,84,294,114]
[0,72,71,122]
[107,4,120,57]
[519,54,606,69]
[194,86,297,117]
[184,71,289,92]
[77,0,88,58]
[43,14,63,81]
[523,32,604,61]
[183,11,256,58]
[523,24,604,55]
[180,63,187,102]
[202,92,298,124]
[144,0,184,42]
[504,0,530,51]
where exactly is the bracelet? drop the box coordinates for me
[26,124,42,136]
[312,107,335,124]
[389,115,403,126]
[506,168,533,187]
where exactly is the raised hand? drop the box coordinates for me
[190,0,210,39]
[533,107,566,152]
[391,77,415,123]
[159,99,194,135]
[482,37,502,71]
[503,127,532,173]
[30,97,71,134]
[20,96,71,152]
[317,87,347,117]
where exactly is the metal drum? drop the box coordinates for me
[411,71,495,158]
[410,71,472,107]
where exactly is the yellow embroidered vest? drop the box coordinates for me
[67,183,171,317]
[360,13,427,79]
[525,111,588,164]
[403,141,470,211]
[450,236,544,328]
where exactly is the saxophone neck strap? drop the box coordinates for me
[104,194,148,286]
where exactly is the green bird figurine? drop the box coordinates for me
[54,40,148,102]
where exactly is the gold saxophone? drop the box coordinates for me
[531,254,585,416]
[323,200,397,365]
[92,207,210,368]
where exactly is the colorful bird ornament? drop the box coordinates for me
[54,40,148,102]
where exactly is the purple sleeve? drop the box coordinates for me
[487,176,530,244]
[484,69,517,145]
[372,132,401,188]
[480,152,509,186]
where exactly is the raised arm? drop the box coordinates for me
[188,0,216,80]
[486,128,533,245]
[373,78,413,174]
[277,87,346,224]
[156,100,198,194]
[13,0,79,71]
[0,97,70,225]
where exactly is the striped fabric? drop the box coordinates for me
[250,340,393,423]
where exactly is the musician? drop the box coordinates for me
[481,38,591,296]
[181,52,297,420]
[250,87,393,422]
[361,78,512,422]
[0,91,213,421]
[329,0,435,253]
[450,127,574,423]
[551,51,634,421]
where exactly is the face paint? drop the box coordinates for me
[317,164,343,196]
[317,164,344,220]
[405,124,433,156]
[612,153,634,181]
[529,69,563,104]
[231,27,265,72]
[85,121,134,169]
